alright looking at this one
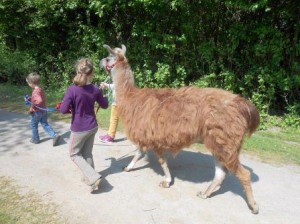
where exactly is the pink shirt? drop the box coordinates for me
[30,87,46,112]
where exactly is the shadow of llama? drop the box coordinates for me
[100,44,260,214]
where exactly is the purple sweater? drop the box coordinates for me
[60,84,109,132]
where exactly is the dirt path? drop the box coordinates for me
[0,109,299,224]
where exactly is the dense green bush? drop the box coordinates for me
[0,0,299,122]
[0,44,36,84]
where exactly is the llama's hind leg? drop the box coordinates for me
[197,158,227,199]
[123,148,143,172]
[219,153,259,214]
[158,157,171,188]
[234,163,259,214]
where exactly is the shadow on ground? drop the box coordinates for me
[100,148,259,202]
[0,109,70,153]
[0,109,259,203]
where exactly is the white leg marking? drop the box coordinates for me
[214,159,226,182]
[126,149,142,171]
[197,158,227,198]
[161,161,171,183]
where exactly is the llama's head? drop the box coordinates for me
[100,44,127,72]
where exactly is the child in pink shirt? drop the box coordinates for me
[26,72,60,146]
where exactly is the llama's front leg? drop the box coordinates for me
[158,157,171,188]
[197,158,227,198]
[123,148,143,172]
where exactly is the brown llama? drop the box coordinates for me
[100,44,260,214]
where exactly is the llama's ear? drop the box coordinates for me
[103,44,115,55]
[121,44,126,55]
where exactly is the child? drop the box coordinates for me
[59,58,109,192]
[99,81,119,143]
[25,72,60,146]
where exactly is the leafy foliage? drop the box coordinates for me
[0,0,299,125]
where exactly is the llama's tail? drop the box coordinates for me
[234,96,260,136]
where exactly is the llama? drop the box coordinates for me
[100,44,260,214]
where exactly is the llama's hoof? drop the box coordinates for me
[159,181,170,188]
[123,166,131,172]
[250,203,259,214]
[197,191,208,199]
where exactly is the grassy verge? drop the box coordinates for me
[192,127,300,166]
[243,128,300,165]
[0,176,67,224]
[1,83,299,165]
[0,83,122,132]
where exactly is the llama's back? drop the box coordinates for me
[118,87,204,152]
[117,86,259,154]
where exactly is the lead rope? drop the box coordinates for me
[24,95,57,112]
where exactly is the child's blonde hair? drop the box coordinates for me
[26,72,40,85]
[73,58,94,86]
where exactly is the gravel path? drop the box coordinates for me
[0,109,299,224]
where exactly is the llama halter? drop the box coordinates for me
[105,60,121,72]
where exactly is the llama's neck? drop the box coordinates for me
[111,62,136,101]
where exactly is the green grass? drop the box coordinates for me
[0,83,118,131]
[243,129,300,165]
[0,176,67,224]
[193,128,300,166]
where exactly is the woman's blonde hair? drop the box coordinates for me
[26,72,40,85]
[73,58,94,86]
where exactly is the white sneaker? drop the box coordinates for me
[90,178,102,193]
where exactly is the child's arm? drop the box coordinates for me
[59,89,72,114]
[96,88,109,110]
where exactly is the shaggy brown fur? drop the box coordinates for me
[100,44,260,214]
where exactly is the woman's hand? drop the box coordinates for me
[100,82,109,89]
